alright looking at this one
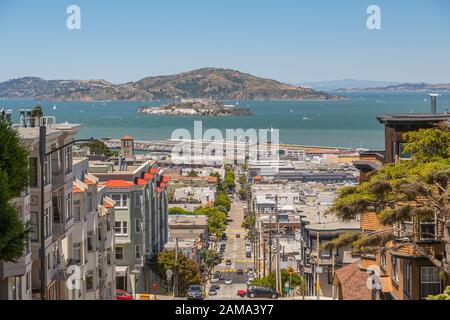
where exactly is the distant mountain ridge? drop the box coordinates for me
[0,68,337,101]
[299,79,401,91]
[339,82,450,92]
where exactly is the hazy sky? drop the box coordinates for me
[1,0,450,84]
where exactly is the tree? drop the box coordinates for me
[193,206,227,237]
[242,214,256,230]
[251,270,304,294]
[187,169,198,177]
[201,249,222,273]
[168,207,192,215]
[80,139,115,156]
[238,188,247,200]
[215,192,231,211]
[30,105,43,127]
[154,250,201,297]
[427,286,450,300]
[0,117,31,262]
[329,125,450,280]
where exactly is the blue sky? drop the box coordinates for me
[1,0,450,84]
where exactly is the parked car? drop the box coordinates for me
[187,285,204,300]
[214,271,221,278]
[116,289,133,300]
[225,278,233,285]
[209,288,218,296]
[236,268,244,275]
[237,289,247,298]
[246,251,251,258]
[211,283,220,290]
[226,259,232,266]
[211,277,220,284]
[247,287,280,299]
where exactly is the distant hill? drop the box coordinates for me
[0,68,338,101]
[298,79,401,91]
[339,82,450,92]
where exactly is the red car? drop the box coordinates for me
[116,289,134,300]
[237,289,247,298]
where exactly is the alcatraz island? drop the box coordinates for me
[138,98,253,116]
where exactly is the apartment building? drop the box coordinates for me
[0,190,32,300]
[71,156,116,300]
[6,114,82,300]
[346,100,450,300]
[89,137,168,295]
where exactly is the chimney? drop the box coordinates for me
[429,93,440,115]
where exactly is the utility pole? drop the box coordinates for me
[275,195,281,294]
[173,238,178,297]
[316,231,320,300]
[268,214,272,273]
[39,126,46,301]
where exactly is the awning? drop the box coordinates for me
[115,266,128,277]
[380,276,393,293]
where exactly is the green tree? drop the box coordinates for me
[30,105,43,127]
[80,139,115,156]
[201,249,222,273]
[154,250,201,297]
[238,188,247,200]
[251,270,304,294]
[168,207,193,215]
[242,214,256,230]
[187,169,198,177]
[0,117,31,261]
[215,192,231,211]
[329,125,450,279]
[427,286,450,300]
[193,206,227,237]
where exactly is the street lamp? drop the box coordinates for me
[38,125,94,300]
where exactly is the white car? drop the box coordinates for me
[211,277,220,284]
[225,278,233,285]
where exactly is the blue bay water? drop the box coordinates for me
[2,92,449,149]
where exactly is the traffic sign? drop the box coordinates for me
[287,266,294,275]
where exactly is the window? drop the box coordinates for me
[404,261,412,298]
[115,247,124,260]
[135,245,141,259]
[86,274,93,291]
[392,256,399,282]
[29,158,38,187]
[380,251,387,269]
[420,218,437,241]
[65,146,72,174]
[30,212,39,241]
[87,192,93,213]
[115,221,128,236]
[73,243,81,263]
[110,194,128,209]
[135,219,142,233]
[73,200,81,222]
[47,254,51,271]
[44,155,51,186]
[26,272,31,291]
[135,194,141,207]
[66,194,72,220]
[44,208,50,238]
[87,232,94,252]
[398,143,412,160]
[420,267,441,299]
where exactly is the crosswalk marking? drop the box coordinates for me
[219,269,251,273]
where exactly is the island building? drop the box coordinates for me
[337,94,450,300]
